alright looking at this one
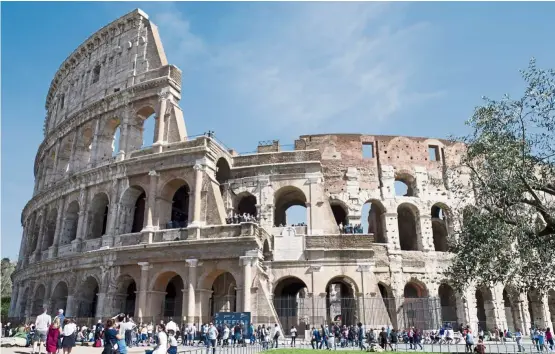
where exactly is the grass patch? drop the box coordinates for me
[268,350,441,354]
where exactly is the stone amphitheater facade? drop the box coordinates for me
[10,9,555,335]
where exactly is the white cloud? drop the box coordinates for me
[147,2,442,135]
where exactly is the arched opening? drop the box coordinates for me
[378,283,397,328]
[361,200,386,241]
[56,134,74,176]
[29,214,42,255]
[326,277,357,326]
[476,286,495,332]
[263,239,273,261]
[127,106,156,152]
[61,201,79,245]
[235,193,257,218]
[112,125,121,157]
[115,275,137,316]
[216,158,231,195]
[274,186,307,227]
[548,290,555,327]
[159,179,190,229]
[273,277,309,334]
[119,186,147,234]
[51,282,69,313]
[125,281,137,316]
[43,208,58,251]
[397,203,419,251]
[77,276,99,318]
[164,275,184,318]
[32,285,46,315]
[403,281,436,329]
[432,204,449,252]
[88,193,109,239]
[172,185,190,228]
[438,283,457,327]
[330,201,348,227]
[97,117,120,162]
[503,288,517,331]
[394,173,415,197]
[210,272,237,316]
[74,122,94,171]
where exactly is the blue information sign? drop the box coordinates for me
[213,312,252,328]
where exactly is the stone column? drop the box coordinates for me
[538,294,553,330]
[34,208,48,261]
[117,108,132,160]
[49,197,66,258]
[73,187,89,252]
[65,295,76,317]
[186,259,198,325]
[419,215,434,251]
[88,118,101,166]
[95,293,107,318]
[67,128,79,174]
[383,212,400,249]
[141,171,159,244]
[51,139,61,182]
[17,224,27,264]
[153,92,169,153]
[137,262,150,321]
[191,162,205,227]
[240,254,257,313]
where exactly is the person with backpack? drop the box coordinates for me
[272,324,281,348]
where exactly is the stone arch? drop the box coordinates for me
[150,272,184,319]
[119,185,147,234]
[394,171,416,197]
[32,284,47,315]
[115,274,138,316]
[362,199,386,242]
[234,192,257,217]
[96,117,121,162]
[61,200,80,245]
[397,203,420,251]
[159,178,190,229]
[127,105,156,152]
[273,186,307,226]
[76,276,100,317]
[88,193,109,239]
[438,283,457,326]
[503,287,519,331]
[403,280,434,329]
[329,199,348,227]
[431,203,450,252]
[475,285,495,331]
[326,276,358,326]
[74,121,94,172]
[51,281,69,313]
[209,272,237,315]
[216,158,231,195]
[56,133,74,176]
[404,280,428,298]
[273,276,309,332]
[43,207,58,251]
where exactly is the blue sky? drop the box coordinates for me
[2,1,555,260]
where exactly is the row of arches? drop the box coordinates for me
[38,106,157,191]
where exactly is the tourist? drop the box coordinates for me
[206,322,218,354]
[546,327,553,351]
[319,324,330,350]
[94,320,104,347]
[388,328,397,351]
[379,327,388,349]
[102,319,120,354]
[357,323,366,350]
[33,306,52,354]
[54,310,65,329]
[166,318,177,334]
[474,337,486,354]
[60,318,76,354]
[167,330,178,354]
[290,325,297,347]
[515,328,523,352]
[150,324,167,354]
[465,328,474,353]
[113,314,128,354]
[46,318,61,354]
[272,324,281,349]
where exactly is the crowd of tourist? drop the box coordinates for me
[226,213,258,224]
[3,306,554,354]
[338,223,364,234]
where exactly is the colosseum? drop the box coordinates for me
[10,9,555,335]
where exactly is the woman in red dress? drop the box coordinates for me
[46,319,61,354]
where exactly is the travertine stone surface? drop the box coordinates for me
[11,9,554,336]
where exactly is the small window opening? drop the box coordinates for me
[428,145,440,161]
[92,65,101,84]
[60,94,65,109]
[114,88,120,93]
[362,143,374,158]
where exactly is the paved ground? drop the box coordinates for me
[1,339,546,354]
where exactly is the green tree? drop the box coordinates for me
[1,258,15,297]
[447,59,555,293]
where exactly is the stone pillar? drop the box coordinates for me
[34,208,48,260]
[383,212,400,249]
[9,284,20,317]
[153,92,169,153]
[240,254,257,313]
[65,295,76,317]
[67,128,79,174]
[137,262,150,321]
[95,293,107,318]
[356,263,374,327]
[518,296,532,335]
[419,215,434,251]
[49,197,66,258]
[73,187,89,251]
[191,162,205,227]
[538,294,553,330]
[17,224,28,264]
[88,118,101,166]
[13,284,24,317]
[141,171,159,244]
[198,289,213,324]
[186,259,198,325]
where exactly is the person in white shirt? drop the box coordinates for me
[33,306,52,354]
[61,318,77,354]
[222,325,230,346]
[290,326,297,347]
[166,318,178,333]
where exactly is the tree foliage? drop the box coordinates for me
[1,258,15,298]
[447,59,555,294]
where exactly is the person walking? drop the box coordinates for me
[60,318,76,354]
[272,324,281,349]
[33,306,52,354]
[206,322,218,354]
[515,328,524,352]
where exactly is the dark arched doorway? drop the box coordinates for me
[326,277,357,326]
[273,277,309,336]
